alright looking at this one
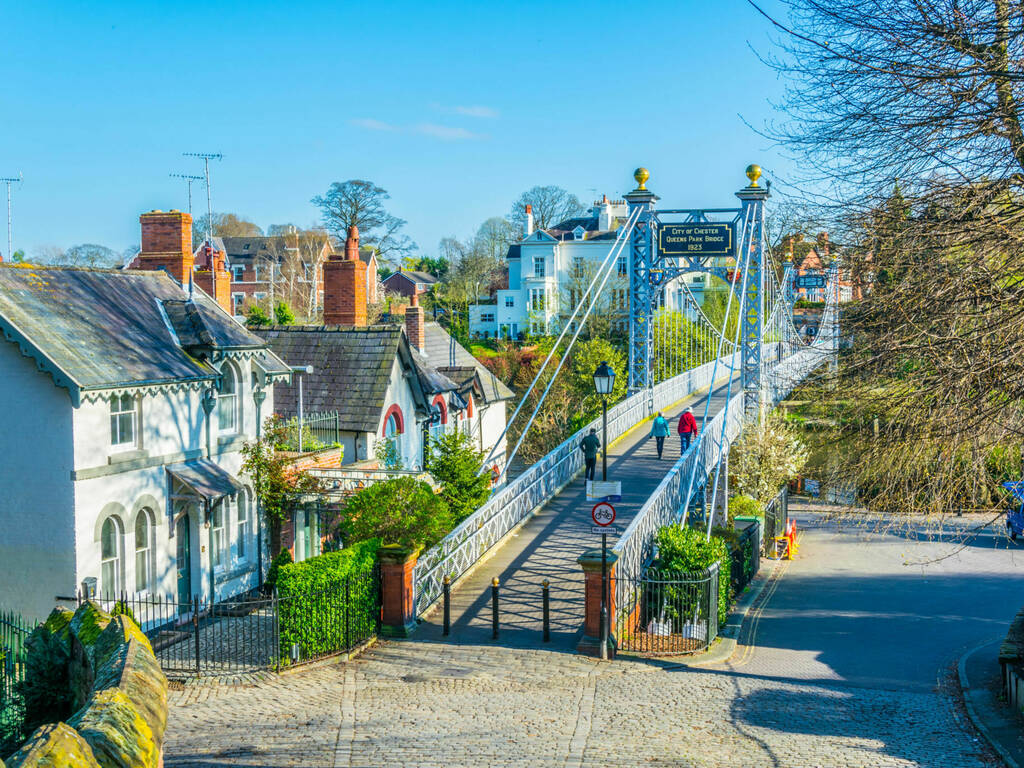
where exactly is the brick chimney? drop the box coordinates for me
[136,210,194,284]
[817,231,830,259]
[323,225,367,326]
[193,244,233,315]
[405,292,424,352]
[524,204,534,237]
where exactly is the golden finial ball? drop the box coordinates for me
[745,164,762,187]
[633,167,650,191]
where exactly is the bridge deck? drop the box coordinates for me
[416,376,738,650]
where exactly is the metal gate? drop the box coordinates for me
[615,563,719,655]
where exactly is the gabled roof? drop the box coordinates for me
[418,321,514,403]
[218,235,330,264]
[383,271,439,287]
[542,215,621,242]
[259,325,433,434]
[0,264,283,404]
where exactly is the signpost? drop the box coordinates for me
[591,501,617,660]
[658,222,735,257]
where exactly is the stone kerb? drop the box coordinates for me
[3,601,168,768]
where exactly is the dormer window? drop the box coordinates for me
[573,226,585,241]
[243,243,251,251]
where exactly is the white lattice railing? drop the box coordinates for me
[411,355,737,616]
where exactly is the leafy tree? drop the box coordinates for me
[191,212,263,249]
[312,179,415,261]
[426,430,491,524]
[241,416,325,555]
[509,186,585,231]
[245,304,272,327]
[11,249,25,263]
[729,414,809,508]
[273,300,295,325]
[566,339,627,424]
[339,476,452,550]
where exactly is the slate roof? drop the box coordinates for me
[0,264,285,403]
[383,271,439,287]
[505,244,521,260]
[259,325,419,433]
[419,322,514,403]
[542,215,621,243]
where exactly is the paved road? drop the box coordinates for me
[414,376,737,650]
[165,510,1022,767]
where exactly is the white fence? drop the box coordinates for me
[411,354,738,616]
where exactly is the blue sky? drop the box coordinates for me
[0,0,791,258]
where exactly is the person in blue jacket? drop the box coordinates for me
[650,411,670,459]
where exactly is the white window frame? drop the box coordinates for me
[101,516,124,599]
[110,394,137,449]
[481,312,495,323]
[504,296,514,307]
[217,365,239,434]
[530,288,546,312]
[617,255,627,277]
[236,492,249,562]
[232,265,244,281]
[533,255,546,277]
[134,509,154,595]
[211,500,227,571]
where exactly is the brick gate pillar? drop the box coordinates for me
[378,545,419,637]
[576,548,617,658]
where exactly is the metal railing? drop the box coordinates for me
[279,411,343,452]
[763,486,789,553]
[730,520,761,595]
[309,467,435,497]
[615,564,720,655]
[1,610,32,751]
[81,570,379,677]
[412,355,737,616]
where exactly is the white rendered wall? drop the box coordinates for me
[0,340,76,620]
[375,357,423,470]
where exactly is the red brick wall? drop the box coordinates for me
[194,253,232,315]
[405,304,424,351]
[323,258,367,326]
[137,210,194,284]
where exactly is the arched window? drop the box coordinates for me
[383,404,404,437]
[211,500,227,569]
[101,517,123,598]
[218,365,239,433]
[429,396,447,444]
[134,510,154,594]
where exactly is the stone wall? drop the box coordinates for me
[2,602,168,768]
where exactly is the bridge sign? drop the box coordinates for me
[794,274,826,289]
[591,502,616,526]
[658,223,735,257]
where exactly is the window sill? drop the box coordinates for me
[108,448,148,465]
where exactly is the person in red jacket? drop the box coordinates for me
[678,406,698,454]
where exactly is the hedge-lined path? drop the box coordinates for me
[165,512,1017,767]
[413,376,739,650]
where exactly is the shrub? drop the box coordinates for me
[654,525,732,626]
[729,494,763,523]
[266,549,293,591]
[426,430,491,524]
[245,305,271,327]
[340,476,452,550]
[273,300,295,325]
[275,539,380,663]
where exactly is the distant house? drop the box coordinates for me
[0,209,292,620]
[382,269,439,299]
[261,228,514,474]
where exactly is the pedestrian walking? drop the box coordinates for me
[678,406,697,454]
[580,428,601,480]
[650,411,670,459]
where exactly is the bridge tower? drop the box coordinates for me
[626,168,659,399]
[736,165,769,422]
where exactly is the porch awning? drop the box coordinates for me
[167,459,245,503]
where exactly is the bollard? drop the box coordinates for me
[542,580,550,643]
[491,577,500,640]
[442,575,451,637]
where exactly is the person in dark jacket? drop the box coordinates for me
[650,412,670,459]
[678,406,698,454]
[580,428,601,480]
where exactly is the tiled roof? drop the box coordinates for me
[259,325,412,434]
[543,215,621,242]
[419,322,514,403]
[0,264,280,402]
[383,271,439,287]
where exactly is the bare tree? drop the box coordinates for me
[758,0,1024,517]
[311,180,415,263]
[508,186,585,231]
[192,213,262,249]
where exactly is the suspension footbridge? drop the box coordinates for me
[412,166,840,646]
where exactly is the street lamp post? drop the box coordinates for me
[592,361,616,481]
[292,366,314,452]
[592,360,616,660]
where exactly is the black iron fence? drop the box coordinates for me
[615,564,720,655]
[84,567,379,677]
[763,486,789,553]
[279,411,343,452]
[729,520,761,595]
[1,610,32,753]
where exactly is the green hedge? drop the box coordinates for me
[275,539,380,664]
[654,525,732,626]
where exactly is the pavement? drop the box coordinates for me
[961,637,1024,768]
[163,509,1024,767]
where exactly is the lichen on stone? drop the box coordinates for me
[3,722,101,768]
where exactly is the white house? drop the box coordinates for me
[470,197,708,339]
[0,212,292,621]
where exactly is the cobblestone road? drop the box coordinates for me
[165,511,1021,767]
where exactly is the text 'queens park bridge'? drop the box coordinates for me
[398,167,837,648]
